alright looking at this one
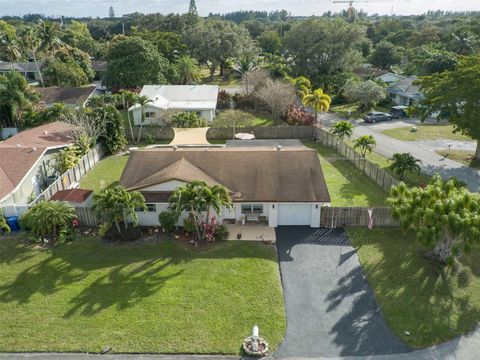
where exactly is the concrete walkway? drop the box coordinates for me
[170,127,210,145]
[275,227,409,358]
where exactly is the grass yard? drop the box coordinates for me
[436,150,480,169]
[244,110,287,127]
[0,237,285,354]
[348,227,480,348]
[382,124,471,141]
[80,155,128,192]
[330,102,390,119]
[304,141,387,207]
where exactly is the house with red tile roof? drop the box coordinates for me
[0,122,76,211]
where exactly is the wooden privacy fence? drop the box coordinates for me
[75,207,101,227]
[315,127,400,192]
[29,146,104,206]
[320,207,400,228]
[207,126,314,140]
[130,127,175,141]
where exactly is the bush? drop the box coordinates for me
[232,93,260,110]
[170,112,207,128]
[217,90,232,109]
[0,211,10,233]
[214,224,229,241]
[159,211,178,232]
[183,215,196,234]
[21,201,77,246]
[52,146,82,175]
[285,104,316,126]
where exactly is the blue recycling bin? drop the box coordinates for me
[6,216,20,232]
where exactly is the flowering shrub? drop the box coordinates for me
[285,104,316,126]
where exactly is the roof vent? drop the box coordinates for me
[16,144,21,148]
[32,147,37,151]
[173,145,178,151]
[43,130,48,135]
[276,145,282,151]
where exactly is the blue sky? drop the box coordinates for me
[0,0,479,18]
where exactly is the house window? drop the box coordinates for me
[136,204,156,212]
[241,204,263,214]
[145,112,155,118]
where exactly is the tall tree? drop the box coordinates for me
[20,27,44,87]
[135,95,152,143]
[283,18,364,79]
[302,88,331,121]
[342,79,386,111]
[0,71,40,129]
[174,55,201,84]
[370,40,404,69]
[109,6,115,19]
[188,0,198,17]
[37,19,62,57]
[415,56,480,160]
[388,175,480,264]
[105,37,170,88]
[291,76,312,99]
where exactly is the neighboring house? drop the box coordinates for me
[129,85,219,126]
[0,122,76,211]
[92,61,107,81]
[0,61,44,83]
[119,146,331,228]
[386,76,425,106]
[36,86,97,109]
[375,72,405,84]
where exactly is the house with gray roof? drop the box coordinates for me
[386,76,425,106]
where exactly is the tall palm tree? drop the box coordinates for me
[1,35,22,70]
[302,88,332,123]
[0,71,40,129]
[37,19,62,57]
[119,90,138,142]
[20,27,44,87]
[389,153,421,181]
[291,76,312,98]
[174,55,202,85]
[136,95,152,143]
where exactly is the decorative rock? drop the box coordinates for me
[100,346,111,354]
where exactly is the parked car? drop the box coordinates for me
[363,111,392,123]
[390,106,409,119]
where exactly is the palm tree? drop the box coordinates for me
[0,71,40,129]
[234,54,258,77]
[331,120,354,141]
[136,95,152,143]
[353,135,376,158]
[291,76,312,98]
[37,19,62,57]
[302,88,332,123]
[1,34,22,70]
[169,181,232,242]
[20,27,44,87]
[389,153,421,180]
[119,89,138,142]
[174,55,202,85]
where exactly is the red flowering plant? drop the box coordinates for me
[285,104,316,126]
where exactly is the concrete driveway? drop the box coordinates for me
[275,227,409,358]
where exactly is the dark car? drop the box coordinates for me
[390,106,409,119]
[363,111,392,123]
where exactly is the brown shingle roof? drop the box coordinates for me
[0,122,76,201]
[36,86,96,106]
[120,147,331,203]
[50,189,93,203]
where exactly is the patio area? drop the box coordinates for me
[170,127,210,145]
[224,223,276,243]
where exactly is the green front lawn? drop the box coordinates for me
[330,102,390,119]
[382,124,471,141]
[0,237,285,354]
[348,227,480,348]
[436,150,480,169]
[80,155,128,192]
[304,141,387,207]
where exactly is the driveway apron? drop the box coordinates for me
[275,227,410,358]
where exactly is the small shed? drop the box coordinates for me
[50,189,93,208]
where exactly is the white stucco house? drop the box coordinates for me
[129,85,219,126]
[0,122,76,215]
[119,146,331,228]
[386,76,425,106]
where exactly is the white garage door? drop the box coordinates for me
[278,204,312,226]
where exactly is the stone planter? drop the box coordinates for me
[242,336,269,357]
